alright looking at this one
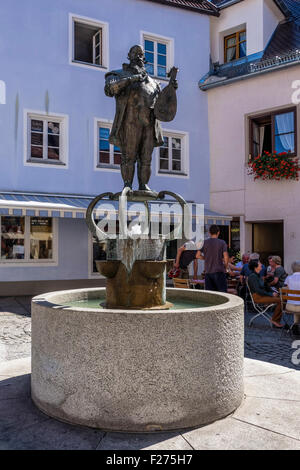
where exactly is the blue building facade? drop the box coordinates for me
[0,0,229,293]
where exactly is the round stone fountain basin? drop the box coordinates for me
[31,287,244,432]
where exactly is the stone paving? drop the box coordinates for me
[244,310,300,370]
[0,295,300,450]
[0,297,31,362]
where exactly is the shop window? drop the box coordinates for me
[1,216,56,263]
[230,218,240,253]
[1,216,25,260]
[30,218,53,260]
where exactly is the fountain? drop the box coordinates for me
[31,45,244,432]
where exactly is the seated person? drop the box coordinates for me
[240,252,266,281]
[265,256,287,290]
[174,240,201,279]
[284,261,300,327]
[247,259,283,328]
[266,255,275,275]
[235,253,250,269]
[227,253,242,277]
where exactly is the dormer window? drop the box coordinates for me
[224,30,246,63]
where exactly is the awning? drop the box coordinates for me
[0,192,231,225]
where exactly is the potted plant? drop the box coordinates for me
[248,151,300,181]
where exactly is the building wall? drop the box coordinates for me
[0,0,211,206]
[206,65,300,271]
[210,0,284,63]
[263,0,284,49]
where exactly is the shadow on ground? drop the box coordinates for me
[0,374,192,450]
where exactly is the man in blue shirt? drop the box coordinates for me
[240,253,266,279]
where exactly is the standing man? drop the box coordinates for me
[104,45,178,191]
[199,225,229,292]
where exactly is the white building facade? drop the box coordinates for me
[201,0,300,270]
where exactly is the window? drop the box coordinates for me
[142,33,173,79]
[249,108,297,159]
[25,112,67,166]
[30,217,53,260]
[230,218,240,253]
[1,216,25,260]
[96,122,121,168]
[158,132,188,176]
[1,216,55,263]
[70,15,108,69]
[224,30,246,63]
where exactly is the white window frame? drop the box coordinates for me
[0,80,6,104]
[69,13,109,71]
[24,110,68,169]
[94,118,121,172]
[140,31,174,81]
[156,129,189,179]
[0,215,58,266]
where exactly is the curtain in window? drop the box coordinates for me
[253,122,260,157]
[259,126,265,154]
[239,41,247,58]
[226,46,236,62]
[275,112,295,153]
[226,37,236,62]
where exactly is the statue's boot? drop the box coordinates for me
[138,162,152,191]
[139,183,151,191]
[121,159,135,190]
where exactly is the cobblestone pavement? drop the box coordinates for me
[244,310,300,370]
[0,297,31,362]
[0,296,299,370]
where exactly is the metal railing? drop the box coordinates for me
[250,50,300,73]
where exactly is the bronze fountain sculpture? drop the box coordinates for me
[86,44,189,310]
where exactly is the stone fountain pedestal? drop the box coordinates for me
[96,260,171,309]
[31,288,244,432]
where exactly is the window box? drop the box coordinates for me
[25,111,68,167]
[70,14,109,70]
[0,216,57,264]
[247,151,300,181]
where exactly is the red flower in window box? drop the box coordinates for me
[248,151,300,181]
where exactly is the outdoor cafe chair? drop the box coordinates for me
[246,279,276,327]
[280,288,300,336]
[173,278,190,289]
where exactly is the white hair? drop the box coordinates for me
[291,261,300,273]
